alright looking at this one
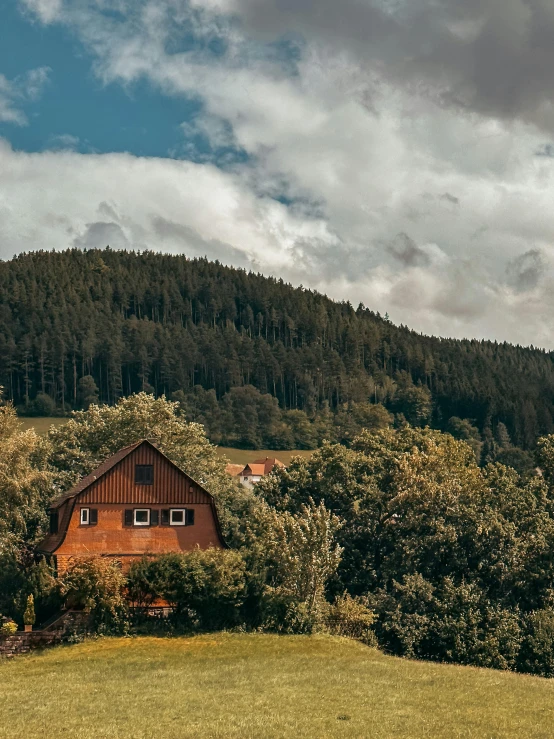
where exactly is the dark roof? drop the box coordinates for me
[49,440,144,509]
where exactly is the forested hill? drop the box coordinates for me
[1,247,553,455]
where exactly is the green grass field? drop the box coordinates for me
[18,416,69,434]
[17,417,313,466]
[1,633,553,738]
[217,447,313,465]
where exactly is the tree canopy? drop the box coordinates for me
[0,248,553,451]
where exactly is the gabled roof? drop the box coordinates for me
[49,440,144,510]
[243,463,266,476]
[243,458,286,476]
[225,463,244,477]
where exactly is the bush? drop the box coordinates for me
[58,557,128,631]
[23,594,35,626]
[27,393,56,417]
[327,593,377,646]
[519,610,554,677]
[128,549,247,631]
[0,618,17,635]
[370,576,522,670]
[259,590,326,634]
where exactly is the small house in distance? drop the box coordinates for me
[37,440,226,573]
[239,458,286,488]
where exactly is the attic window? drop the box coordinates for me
[135,464,154,485]
[80,508,89,525]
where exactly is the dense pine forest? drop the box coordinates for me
[1,248,553,460]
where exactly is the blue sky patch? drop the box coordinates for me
[0,3,206,158]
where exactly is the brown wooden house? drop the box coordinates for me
[37,439,226,573]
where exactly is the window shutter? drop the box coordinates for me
[150,509,159,526]
[186,508,195,526]
[89,509,98,526]
[161,509,170,525]
[124,509,133,526]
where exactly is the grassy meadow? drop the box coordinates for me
[1,633,553,739]
[217,446,313,465]
[18,416,69,434]
[17,417,313,466]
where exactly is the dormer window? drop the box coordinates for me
[135,464,154,485]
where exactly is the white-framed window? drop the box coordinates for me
[170,509,186,526]
[134,509,150,526]
[80,508,89,525]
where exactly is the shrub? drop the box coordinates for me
[259,590,327,634]
[370,576,522,670]
[0,618,17,635]
[27,393,56,417]
[128,549,247,631]
[23,594,35,626]
[327,593,377,646]
[519,610,554,677]
[58,556,127,630]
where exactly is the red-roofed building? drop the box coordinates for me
[239,457,286,488]
[36,439,226,573]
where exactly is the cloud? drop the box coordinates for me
[0,138,337,274]
[506,249,547,293]
[0,67,51,125]
[46,133,80,151]
[225,0,554,132]
[73,221,130,250]
[387,233,431,268]
[441,192,460,206]
[8,1,554,348]
[19,0,63,24]
[151,216,253,267]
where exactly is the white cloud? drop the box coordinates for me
[46,133,81,150]
[0,138,338,273]
[19,0,63,24]
[0,75,27,125]
[8,1,554,347]
[0,66,51,125]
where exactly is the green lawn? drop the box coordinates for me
[1,634,553,738]
[18,416,68,434]
[217,447,313,465]
[16,417,313,465]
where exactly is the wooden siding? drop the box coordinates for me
[55,502,222,565]
[36,440,226,560]
[79,444,210,506]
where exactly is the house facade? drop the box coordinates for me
[239,457,285,488]
[37,440,226,573]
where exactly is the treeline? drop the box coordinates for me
[257,427,554,675]
[1,248,554,450]
[6,393,554,677]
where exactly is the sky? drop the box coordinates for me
[2,1,554,347]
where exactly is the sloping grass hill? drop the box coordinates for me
[1,634,553,738]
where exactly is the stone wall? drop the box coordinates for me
[0,610,91,658]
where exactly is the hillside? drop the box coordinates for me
[1,633,553,738]
[1,248,554,452]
